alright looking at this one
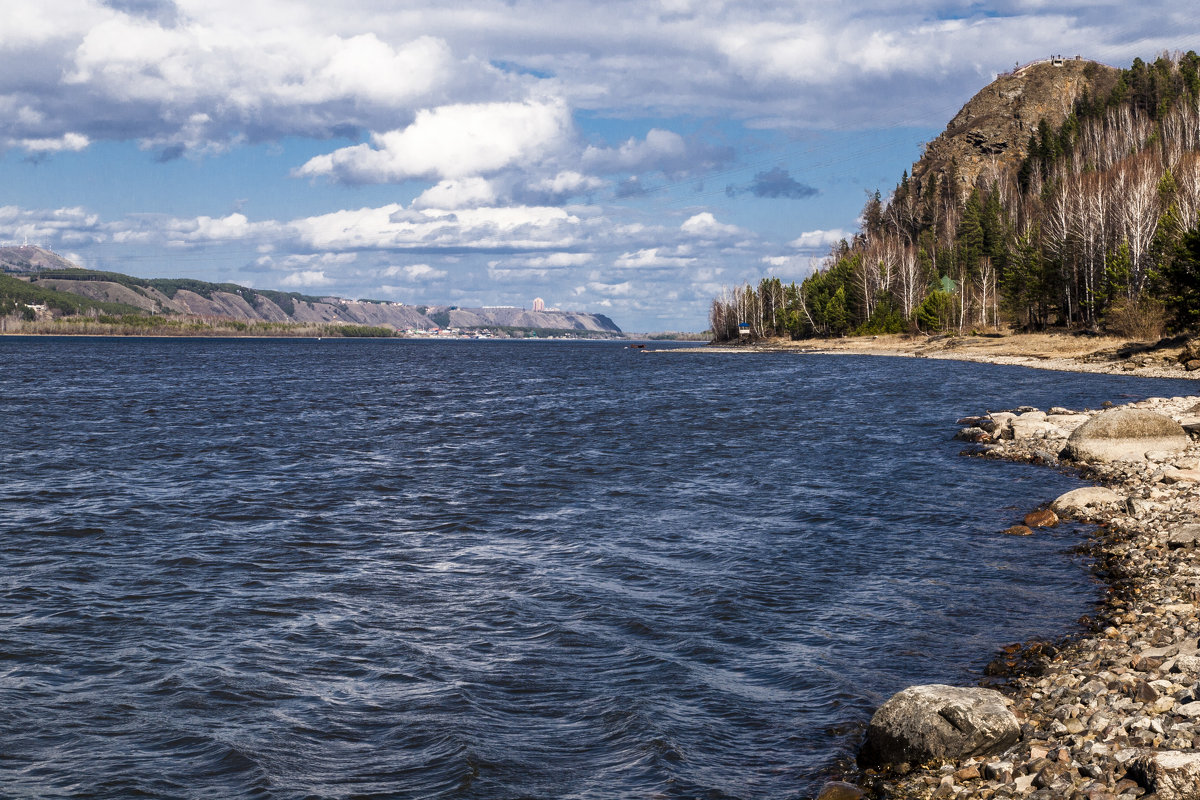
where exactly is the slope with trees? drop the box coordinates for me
[711,53,1200,342]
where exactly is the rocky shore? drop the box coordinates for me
[822,396,1200,800]
[703,333,1200,381]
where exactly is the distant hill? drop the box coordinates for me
[0,245,81,274]
[0,247,621,335]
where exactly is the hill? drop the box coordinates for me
[912,57,1120,203]
[0,248,621,336]
[711,51,1200,342]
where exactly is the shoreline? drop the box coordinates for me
[696,333,1200,381]
[838,395,1200,799]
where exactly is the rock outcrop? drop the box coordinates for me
[911,58,1119,204]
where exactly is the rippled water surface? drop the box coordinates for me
[3,337,1198,799]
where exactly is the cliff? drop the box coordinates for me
[1,247,621,334]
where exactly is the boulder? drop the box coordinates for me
[1024,509,1059,528]
[815,781,865,800]
[1003,525,1034,536]
[1063,407,1189,463]
[1178,339,1200,365]
[1129,751,1200,800]
[1051,486,1124,517]
[858,684,1021,771]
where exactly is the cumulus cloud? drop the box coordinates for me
[518,170,607,203]
[412,177,498,209]
[582,128,733,176]
[761,253,821,277]
[382,263,448,281]
[164,213,274,245]
[680,212,741,238]
[280,270,333,287]
[0,0,1194,155]
[296,99,574,184]
[11,133,91,153]
[0,205,106,245]
[789,228,850,250]
[614,247,695,269]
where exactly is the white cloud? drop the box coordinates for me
[283,202,587,252]
[681,212,741,238]
[789,228,850,250]
[382,263,448,281]
[12,133,90,153]
[614,247,695,269]
[526,252,593,267]
[587,280,634,296]
[165,213,273,245]
[412,177,498,209]
[280,270,333,287]
[0,205,105,245]
[761,253,820,277]
[525,170,607,200]
[296,99,574,184]
[0,0,1193,156]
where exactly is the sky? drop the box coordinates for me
[1,1,1196,331]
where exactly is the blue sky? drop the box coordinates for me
[1,1,1196,331]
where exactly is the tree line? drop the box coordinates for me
[711,53,1200,341]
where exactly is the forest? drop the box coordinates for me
[710,53,1200,342]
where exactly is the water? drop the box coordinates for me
[2,337,1197,799]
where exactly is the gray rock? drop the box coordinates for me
[858,684,1020,771]
[1167,524,1200,549]
[1064,407,1189,463]
[1128,751,1200,799]
[1173,654,1200,674]
[1051,487,1125,518]
[1011,417,1055,440]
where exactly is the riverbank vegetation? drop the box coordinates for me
[711,52,1200,342]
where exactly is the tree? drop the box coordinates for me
[1164,227,1200,328]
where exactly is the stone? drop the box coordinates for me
[1024,509,1059,528]
[1173,654,1200,674]
[1051,487,1124,518]
[955,427,993,443]
[1064,407,1189,463]
[858,684,1021,771]
[1003,525,1034,536]
[1186,359,1200,371]
[1128,751,1200,799]
[1166,524,1200,549]
[1162,468,1200,484]
[1011,417,1056,440]
[816,781,865,800]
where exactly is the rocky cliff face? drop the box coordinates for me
[6,247,621,333]
[911,57,1120,198]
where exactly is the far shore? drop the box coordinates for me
[691,332,1200,380]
